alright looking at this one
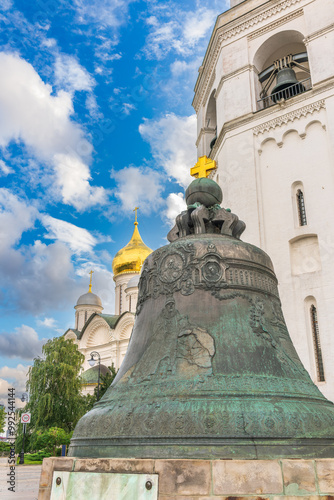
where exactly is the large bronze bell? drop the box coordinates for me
[271,67,305,102]
[69,178,334,460]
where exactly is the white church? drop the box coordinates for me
[64,219,152,395]
[65,0,334,402]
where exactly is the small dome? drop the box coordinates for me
[76,292,102,307]
[112,222,152,277]
[125,275,140,291]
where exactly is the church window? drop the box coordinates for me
[310,305,325,382]
[205,91,217,155]
[85,311,88,323]
[129,294,132,313]
[254,32,311,110]
[296,190,307,226]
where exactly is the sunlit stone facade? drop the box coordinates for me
[193,0,334,401]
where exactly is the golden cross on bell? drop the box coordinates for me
[133,206,139,224]
[190,155,216,178]
[88,270,94,293]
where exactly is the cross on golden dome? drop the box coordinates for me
[112,215,152,277]
[133,206,139,225]
[88,270,94,293]
[191,155,216,178]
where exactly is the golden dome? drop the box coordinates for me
[112,221,152,277]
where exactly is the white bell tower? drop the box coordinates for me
[193,0,334,401]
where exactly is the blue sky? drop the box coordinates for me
[0,0,229,406]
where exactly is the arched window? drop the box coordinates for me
[205,91,217,155]
[84,311,88,323]
[254,30,311,110]
[296,189,307,226]
[310,305,325,382]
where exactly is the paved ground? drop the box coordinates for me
[0,457,42,500]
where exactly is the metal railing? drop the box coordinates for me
[257,78,312,110]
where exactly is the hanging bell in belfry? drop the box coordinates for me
[69,177,334,459]
[271,67,305,102]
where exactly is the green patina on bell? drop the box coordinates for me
[69,177,334,460]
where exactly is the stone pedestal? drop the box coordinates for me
[38,457,334,499]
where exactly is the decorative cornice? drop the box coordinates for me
[220,0,302,42]
[248,8,303,40]
[193,0,303,112]
[193,41,222,112]
[253,99,325,135]
[303,22,334,44]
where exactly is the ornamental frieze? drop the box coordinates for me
[136,242,279,314]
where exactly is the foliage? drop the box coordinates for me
[0,441,11,456]
[94,363,118,401]
[0,405,5,434]
[30,427,72,456]
[81,393,96,414]
[16,336,92,452]
[26,337,86,432]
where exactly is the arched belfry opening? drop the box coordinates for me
[254,31,311,110]
[205,90,217,155]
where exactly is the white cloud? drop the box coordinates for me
[74,0,134,28]
[42,215,98,254]
[111,166,164,215]
[0,364,30,408]
[0,52,107,210]
[122,102,136,115]
[12,240,80,314]
[85,94,102,119]
[165,192,187,227]
[55,54,96,94]
[0,325,45,360]
[54,154,108,210]
[0,188,37,253]
[0,0,13,11]
[139,113,196,188]
[0,364,29,390]
[37,317,57,328]
[182,8,218,48]
[143,5,219,60]
[0,201,82,314]
[0,159,14,175]
[0,190,111,314]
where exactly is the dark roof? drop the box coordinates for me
[76,312,134,340]
[81,364,111,384]
[64,328,81,338]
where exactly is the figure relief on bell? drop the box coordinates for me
[160,252,185,283]
[250,297,306,377]
[130,296,215,382]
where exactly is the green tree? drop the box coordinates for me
[25,337,88,432]
[94,363,118,401]
[0,405,5,434]
[31,427,72,456]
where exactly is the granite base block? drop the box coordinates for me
[38,457,334,499]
